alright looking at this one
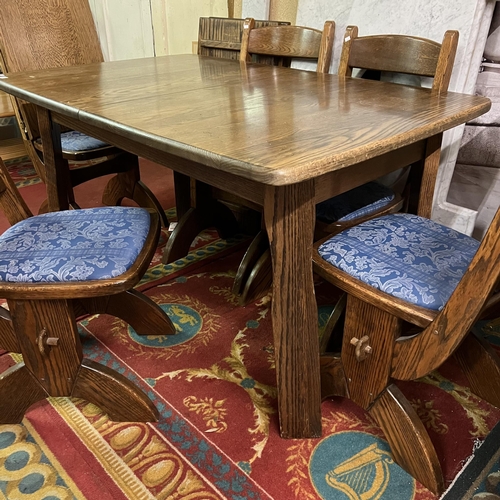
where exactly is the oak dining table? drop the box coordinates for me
[0,54,490,439]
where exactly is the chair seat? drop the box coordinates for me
[316,181,395,223]
[36,130,109,153]
[0,207,150,282]
[317,213,480,310]
[60,130,110,152]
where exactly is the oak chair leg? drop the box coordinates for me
[0,363,48,423]
[369,384,444,495]
[341,296,401,409]
[454,330,500,408]
[78,290,176,337]
[72,359,159,422]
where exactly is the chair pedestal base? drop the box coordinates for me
[162,203,239,264]
[0,298,159,424]
[320,353,444,495]
[320,297,444,494]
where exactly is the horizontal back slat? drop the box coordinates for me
[247,26,323,59]
[349,35,441,77]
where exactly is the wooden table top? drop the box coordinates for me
[0,54,490,186]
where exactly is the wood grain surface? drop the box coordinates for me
[0,55,490,186]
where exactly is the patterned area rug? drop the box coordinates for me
[442,415,500,499]
[1,160,500,500]
[4,156,40,188]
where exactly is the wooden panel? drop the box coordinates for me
[198,17,290,62]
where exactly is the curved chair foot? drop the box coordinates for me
[454,330,500,408]
[106,290,176,336]
[232,230,268,295]
[162,203,239,264]
[78,290,176,336]
[0,363,48,424]
[72,359,159,422]
[369,384,443,495]
[238,249,272,306]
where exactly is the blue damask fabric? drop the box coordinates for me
[318,213,480,310]
[0,207,150,283]
[60,131,109,152]
[316,182,395,223]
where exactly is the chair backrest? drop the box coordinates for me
[338,26,458,93]
[0,0,104,141]
[240,18,335,73]
[198,17,290,65]
[0,0,103,72]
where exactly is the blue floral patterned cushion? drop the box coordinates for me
[318,213,480,310]
[316,182,395,223]
[61,131,109,151]
[0,207,151,283]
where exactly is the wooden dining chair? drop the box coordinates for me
[0,0,167,225]
[239,17,335,72]
[0,156,175,424]
[233,26,459,306]
[332,25,458,225]
[313,207,500,494]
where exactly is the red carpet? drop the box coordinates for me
[1,157,500,500]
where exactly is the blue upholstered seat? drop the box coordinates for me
[60,131,109,152]
[0,207,151,283]
[318,213,480,310]
[36,130,109,153]
[316,181,395,223]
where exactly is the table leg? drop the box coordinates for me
[263,182,322,438]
